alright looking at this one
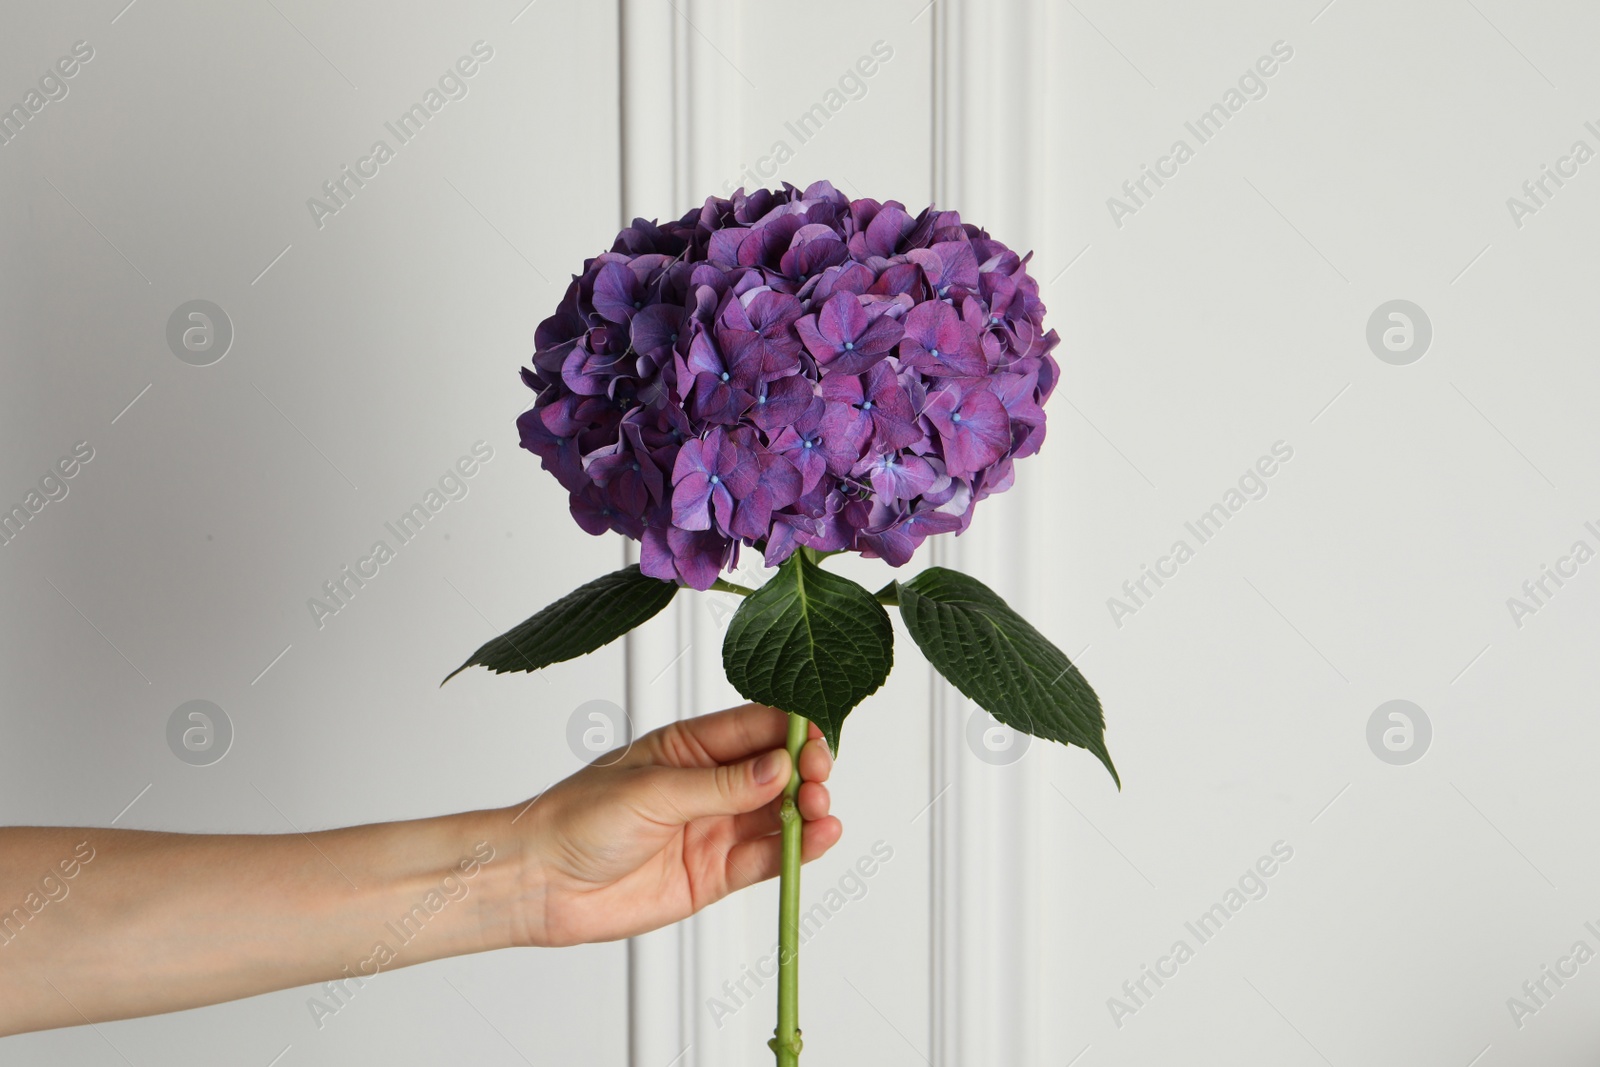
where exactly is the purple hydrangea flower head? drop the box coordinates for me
[519,181,1061,589]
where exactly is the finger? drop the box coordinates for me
[634,748,790,823]
[731,795,784,840]
[730,782,832,842]
[627,704,788,769]
[797,781,830,823]
[800,814,844,860]
[798,737,833,784]
[721,816,844,894]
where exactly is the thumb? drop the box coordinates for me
[638,748,791,823]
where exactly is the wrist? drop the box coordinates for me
[326,809,522,965]
[466,802,553,950]
[438,808,522,955]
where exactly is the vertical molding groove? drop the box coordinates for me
[931,1,1050,1063]
[928,10,962,1066]
[619,4,689,1065]
[620,5,746,1065]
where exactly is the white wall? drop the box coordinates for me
[6,1,1600,1065]
[1,2,628,1064]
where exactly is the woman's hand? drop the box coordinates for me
[511,703,842,947]
[0,702,839,1037]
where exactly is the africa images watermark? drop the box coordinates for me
[1502,920,1600,1031]
[306,41,495,230]
[0,40,95,149]
[306,840,495,1029]
[1107,840,1295,1028]
[1504,520,1600,630]
[719,39,895,196]
[704,554,771,630]
[1106,440,1294,628]
[1505,119,1600,230]
[0,440,95,548]
[1106,40,1295,229]
[0,841,97,947]
[704,839,895,1029]
[307,441,494,629]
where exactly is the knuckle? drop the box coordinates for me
[650,721,711,767]
[715,763,745,802]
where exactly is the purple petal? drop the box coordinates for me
[771,423,830,493]
[930,387,1010,477]
[819,396,871,457]
[640,524,679,583]
[690,372,751,425]
[671,472,714,531]
[750,374,815,432]
[592,262,643,323]
[862,451,938,501]
[667,527,731,590]
[863,205,915,258]
[733,452,802,539]
[818,291,866,348]
[631,304,685,360]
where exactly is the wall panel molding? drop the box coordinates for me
[620,3,1040,1060]
[619,4,747,1065]
[930,2,1054,1064]
[619,4,691,1064]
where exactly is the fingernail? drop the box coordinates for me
[755,750,786,784]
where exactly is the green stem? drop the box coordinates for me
[770,711,808,1065]
[710,578,756,597]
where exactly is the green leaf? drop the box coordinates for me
[722,553,893,753]
[442,564,677,684]
[895,567,1118,786]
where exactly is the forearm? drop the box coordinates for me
[0,808,528,1037]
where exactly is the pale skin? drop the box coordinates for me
[0,703,840,1038]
